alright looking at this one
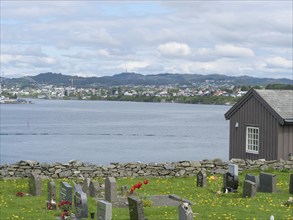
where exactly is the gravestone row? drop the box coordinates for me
[195,164,284,197]
[30,171,291,220]
[243,172,278,198]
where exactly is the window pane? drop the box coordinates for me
[246,126,259,153]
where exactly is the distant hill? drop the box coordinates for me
[2,72,292,87]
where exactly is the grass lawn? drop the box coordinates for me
[0,170,292,219]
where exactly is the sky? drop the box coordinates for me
[1,1,292,79]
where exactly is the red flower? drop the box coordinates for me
[144,180,149,185]
[61,210,69,219]
[58,200,72,211]
[58,201,71,207]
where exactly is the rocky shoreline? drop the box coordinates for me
[1,158,292,179]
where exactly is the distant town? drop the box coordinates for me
[1,72,292,105]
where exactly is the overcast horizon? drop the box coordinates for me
[1,1,292,79]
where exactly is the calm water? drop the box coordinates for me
[0,100,230,164]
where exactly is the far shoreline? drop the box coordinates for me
[13,96,237,106]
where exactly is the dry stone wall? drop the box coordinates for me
[1,158,293,179]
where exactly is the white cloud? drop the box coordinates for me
[72,28,120,46]
[214,45,255,57]
[195,44,254,59]
[158,42,191,57]
[2,45,46,57]
[98,49,111,57]
[1,54,58,67]
[119,61,150,72]
[265,57,292,69]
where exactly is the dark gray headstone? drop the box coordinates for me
[289,174,293,194]
[197,171,207,187]
[60,182,72,203]
[97,199,112,220]
[223,172,238,193]
[245,174,260,191]
[82,178,91,194]
[74,191,88,218]
[259,172,277,193]
[228,163,238,176]
[243,180,257,198]
[89,181,101,198]
[178,202,194,220]
[105,177,117,203]
[47,181,56,202]
[128,195,145,220]
[28,174,42,196]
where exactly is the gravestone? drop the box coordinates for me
[89,181,101,198]
[97,199,112,220]
[60,182,72,203]
[259,172,277,193]
[121,185,128,196]
[74,190,88,218]
[47,181,56,202]
[82,178,91,194]
[105,177,117,203]
[128,195,145,220]
[178,202,194,220]
[223,172,238,193]
[290,174,293,194]
[245,174,260,191]
[46,181,57,210]
[73,181,83,192]
[243,180,257,198]
[197,171,207,187]
[228,163,238,176]
[28,174,42,196]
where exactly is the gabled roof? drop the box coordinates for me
[225,89,293,125]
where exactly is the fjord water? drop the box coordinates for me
[0,100,230,164]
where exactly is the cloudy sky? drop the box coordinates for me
[1,1,292,79]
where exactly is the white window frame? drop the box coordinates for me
[246,126,259,154]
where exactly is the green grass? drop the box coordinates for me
[0,170,292,219]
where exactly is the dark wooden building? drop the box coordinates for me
[225,89,293,160]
